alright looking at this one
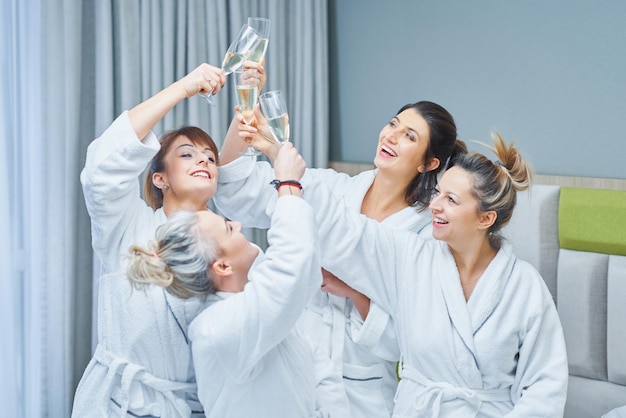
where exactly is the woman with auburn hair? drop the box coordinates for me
[74,63,231,417]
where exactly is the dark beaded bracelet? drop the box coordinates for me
[270,179,303,191]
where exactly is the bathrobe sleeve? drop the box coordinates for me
[80,111,160,272]
[504,266,568,417]
[215,156,361,229]
[348,302,400,360]
[189,195,322,381]
[214,156,275,228]
[297,179,425,317]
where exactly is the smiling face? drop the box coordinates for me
[153,135,218,207]
[429,166,484,246]
[196,211,259,292]
[374,108,433,180]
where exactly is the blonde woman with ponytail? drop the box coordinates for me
[282,132,568,417]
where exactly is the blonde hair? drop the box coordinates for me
[452,131,533,248]
[126,210,219,299]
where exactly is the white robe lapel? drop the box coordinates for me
[467,244,516,334]
[437,244,483,386]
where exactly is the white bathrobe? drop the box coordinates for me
[295,179,569,418]
[72,274,214,417]
[214,156,431,417]
[189,196,323,418]
[80,111,167,276]
[77,111,205,416]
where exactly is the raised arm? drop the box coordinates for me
[190,143,321,380]
[129,63,225,140]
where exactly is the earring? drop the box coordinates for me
[162,184,169,190]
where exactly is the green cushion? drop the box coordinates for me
[558,187,626,256]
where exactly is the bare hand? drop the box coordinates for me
[242,59,266,92]
[273,142,306,182]
[180,63,226,98]
[320,269,356,298]
[321,269,371,318]
[237,104,281,159]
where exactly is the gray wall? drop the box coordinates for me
[329,1,626,179]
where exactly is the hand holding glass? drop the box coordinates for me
[234,68,260,156]
[259,90,290,145]
[203,24,261,105]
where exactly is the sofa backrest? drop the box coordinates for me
[557,187,626,386]
[502,184,561,301]
[503,184,626,417]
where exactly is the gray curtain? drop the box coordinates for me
[0,0,328,415]
[93,0,329,166]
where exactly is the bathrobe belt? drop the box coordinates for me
[94,344,200,417]
[398,363,510,418]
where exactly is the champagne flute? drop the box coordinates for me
[246,17,270,63]
[234,68,260,157]
[259,90,290,146]
[202,24,262,106]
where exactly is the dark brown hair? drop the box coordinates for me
[398,101,467,211]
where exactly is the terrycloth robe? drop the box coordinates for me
[189,196,323,418]
[77,111,206,416]
[72,274,213,417]
[214,156,430,417]
[294,179,569,418]
[80,110,167,276]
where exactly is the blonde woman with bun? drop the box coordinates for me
[75,143,328,418]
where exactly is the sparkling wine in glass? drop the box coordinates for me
[234,68,260,157]
[259,90,290,145]
[246,17,270,63]
[203,24,261,106]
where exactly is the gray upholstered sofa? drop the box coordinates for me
[503,184,626,418]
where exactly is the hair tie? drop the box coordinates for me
[495,160,506,168]
[151,251,159,259]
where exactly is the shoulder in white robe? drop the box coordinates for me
[80,110,167,276]
[189,196,323,418]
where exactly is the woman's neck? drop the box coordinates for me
[449,237,497,301]
[361,171,412,222]
[162,199,209,217]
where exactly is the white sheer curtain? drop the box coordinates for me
[2,0,328,415]
[2,0,98,416]
[1,1,46,416]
